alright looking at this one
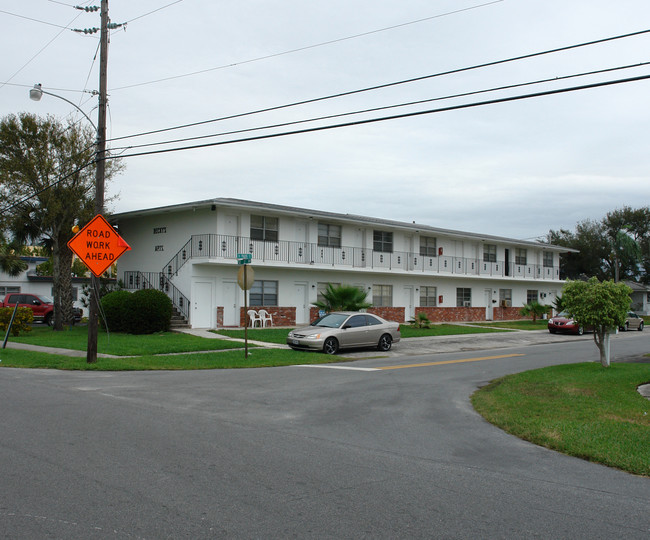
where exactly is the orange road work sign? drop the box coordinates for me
[67,214,131,277]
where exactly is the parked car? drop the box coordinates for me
[287,312,401,354]
[1,293,82,326]
[547,312,587,335]
[620,312,644,331]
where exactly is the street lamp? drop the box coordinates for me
[29,0,108,364]
[29,83,98,130]
[29,79,107,364]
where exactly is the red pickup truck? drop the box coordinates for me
[1,293,82,326]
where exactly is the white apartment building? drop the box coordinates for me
[111,198,573,328]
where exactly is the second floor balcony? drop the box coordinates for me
[165,234,561,281]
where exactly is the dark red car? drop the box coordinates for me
[548,312,587,335]
[1,293,81,326]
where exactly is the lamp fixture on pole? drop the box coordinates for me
[29,83,98,131]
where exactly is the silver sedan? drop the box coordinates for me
[287,311,401,354]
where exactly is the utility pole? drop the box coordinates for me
[87,0,109,363]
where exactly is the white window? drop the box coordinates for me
[483,244,497,263]
[373,231,393,253]
[250,280,278,306]
[457,288,471,307]
[515,248,527,265]
[250,215,278,242]
[419,237,437,257]
[420,286,437,307]
[373,284,393,307]
[317,223,341,248]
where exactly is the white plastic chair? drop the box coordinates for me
[247,309,261,327]
[258,309,273,327]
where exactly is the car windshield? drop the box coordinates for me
[311,313,349,328]
[36,294,53,303]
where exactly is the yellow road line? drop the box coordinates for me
[377,353,525,370]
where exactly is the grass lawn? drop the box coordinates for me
[472,362,650,477]
[0,325,352,370]
[0,347,325,370]
[6,325,248,356]
[215,327,290,344]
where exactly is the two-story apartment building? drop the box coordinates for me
[111,198,574,328]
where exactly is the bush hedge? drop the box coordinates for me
[100,289,132,333]
[0,306,34,336]
[101,289,172,334]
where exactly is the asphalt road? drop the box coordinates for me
[1,332,649,539]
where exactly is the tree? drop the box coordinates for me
[0,113,122,329]
[0,235,27,277]
[547,219,610,280]
[603,207,649,283]
[548,207,650,283]
[312,284,372,312]
[519,300,549,323]
[560,277,631,367]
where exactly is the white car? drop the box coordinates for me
[287,312,401,354]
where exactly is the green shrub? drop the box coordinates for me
[0,306,34,336]
[126,289,172,334]
[409,312,431,328]
[100,290,132,333]
[101,288,172,334]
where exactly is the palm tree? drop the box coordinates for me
[312,284,372,312]
[520,300,549,323]
[0,237,27,277]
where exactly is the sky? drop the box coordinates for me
[1,0,650,241]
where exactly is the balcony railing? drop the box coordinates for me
[123,271,190,320]
[163,234,560,280]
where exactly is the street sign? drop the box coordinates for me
[67,214,131,277]
[237,253,252,264]
[237,265,254,290]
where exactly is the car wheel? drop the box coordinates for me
[639,321,644,331]
[323,337,339,355]
[377,334,392,352]
[577,326,584,336]
[549,328,556,334]
[45,313,53,326]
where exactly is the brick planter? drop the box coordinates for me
[240,306,296,327]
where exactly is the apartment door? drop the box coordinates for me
[484,288,493,321]
[224,215,239,256]
[193,281,213,328]
[402,286,415,321]
[294,282,309,325]
[223,281,239,326]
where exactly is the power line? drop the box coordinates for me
[5,72,648,214]
[0,9,73,29]
[107,28,650,144]
[108,62,650,154]
[108,73,650,161]
[124,0,185,24]
[109,0,504,91]
[0,159,96,215]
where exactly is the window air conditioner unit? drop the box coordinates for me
[463,301,471,307]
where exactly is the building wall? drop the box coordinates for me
[113,201,567,329]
